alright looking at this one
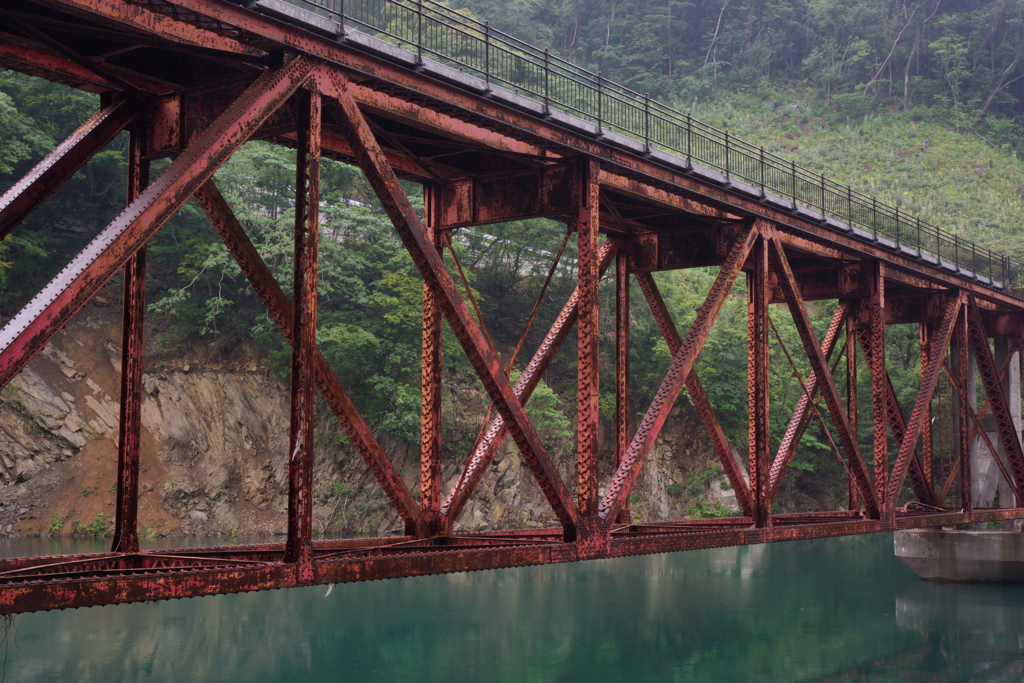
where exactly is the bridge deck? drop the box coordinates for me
[0,0,1023,614]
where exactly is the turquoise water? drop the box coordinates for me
[2,533,1023,682]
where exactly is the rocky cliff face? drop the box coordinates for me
[0,300,737,540]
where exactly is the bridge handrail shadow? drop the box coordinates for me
[250,0,1024,294]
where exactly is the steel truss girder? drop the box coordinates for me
[599,223,757,523]
[633,271,754,516]
[576,159,601,517]
[316,68,581,535]
[0,57,316,391]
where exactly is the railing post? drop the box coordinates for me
[543,49,550,115]
[954,233,960,269]
[644,93,650,155]
[872,198,877,241]
[724,130,730,181]
[894,206,900,249]
[417,0,423,66]
[847,185,852,229]
[790,160,796,204]
[936,223,941,263]
[596,71,603,136]
[916,217,922,257]
[686,112,692,168]
[759,147,765,195]
[819,172,825,214]
[339,0,345,37]
[484,21,490,92]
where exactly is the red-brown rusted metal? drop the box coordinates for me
[599,224,756,523]
[111,131,148,555]
[846,313,860,509]
[576,159,601,518]
[284,88,321,580]
[0,98,141,240]
[419,183,445,536]
[748,232,771,527]
[865,266,889,509]
[920,322,934,494]
[634,271,753,515]
[193,181,420,529]
[615,247,632,524]
[956,308,972,512]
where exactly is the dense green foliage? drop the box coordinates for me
[4,0,1024,510]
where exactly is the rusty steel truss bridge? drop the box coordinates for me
[1,0,1024,615]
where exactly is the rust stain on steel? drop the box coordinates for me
[0,99,141,240]
[769,238,880,517]
[318,68,580,535]
[111,132,148,555]
[767,303,848,503]
[600,225,757,523]
[0,58,316,393]
[748,233,771,527]
[614,248,632,524]
[957,308,973,512]
[634,271,753,516]
[284,88,320,579]
[442,241,618,523]
[43,0,264,56]
[0,39,112,92]
[418,184,445,536]
[576,159,602,517]
[193,182,420,528]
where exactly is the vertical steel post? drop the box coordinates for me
[866,264,888,510]
[112,130,149,555]
[846,312,860,511]
[577,159,601,517]
[615,247,630,524]
[920,322,934,496]
[748,235,770,527]
[957,309,972,513]
[419,183,444,536]
[285,88,321,579]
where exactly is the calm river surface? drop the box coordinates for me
[1,533,1022,682]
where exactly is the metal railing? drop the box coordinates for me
[268,0,1024,293]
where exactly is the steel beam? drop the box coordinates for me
[193,182,420,530]
[614,248,631,524]
[0,98,140,240]
[956,309,972,512]
[634,271,753,515]
[0,59,315,392]
[418,183,445,536]
[599,224,756,523]
[920,322,934,494]
[111,131,148,554]
[284,88,320,578]
[441,242,618,524]
[748,235,771,527]
[317,69,580,535]
[576,159,601,517]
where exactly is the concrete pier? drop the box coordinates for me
[896,529,1024,582]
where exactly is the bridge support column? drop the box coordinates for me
[847,312,860,510]
[284,88,320,580]
[614,247,631,524]
[112,131,148,555]
[417,183,447,537]
[576,159,601,519]
[954,308,973,514]
[920,322,934,498]
[747,235,771,528]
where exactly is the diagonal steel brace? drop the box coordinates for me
[0,58,316,391]
[599,224,757,523]
[442,240,618,524]
[634,271,753,516]
[194,181,420,529]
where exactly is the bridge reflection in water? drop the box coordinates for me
[2,0,1024,613]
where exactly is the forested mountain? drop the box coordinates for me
[3,0,1024,514]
